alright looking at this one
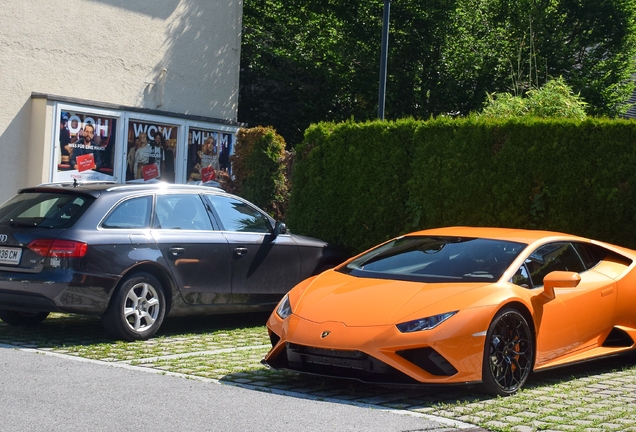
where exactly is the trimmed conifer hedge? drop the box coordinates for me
[287,117,636,254]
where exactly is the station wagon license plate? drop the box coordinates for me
[0,247,22,265]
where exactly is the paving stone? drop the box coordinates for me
[511,426,534,432]
[517,411,540,418]
[484,420,509,429]
[457,415,482,423]
[616,417,636,424]
[585,414,609,421]
[543,415,567,422]
[598,390,624,396]
[598,423,624,429]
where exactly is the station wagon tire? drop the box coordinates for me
[481,308,533,396]
[102,272,166,341]
[0,310,49,326]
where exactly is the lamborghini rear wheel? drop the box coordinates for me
[481,308,533,396]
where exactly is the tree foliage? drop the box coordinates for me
[239,0,636,146]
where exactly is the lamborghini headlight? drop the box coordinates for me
[396,311,458,333]
[276,294,292,319]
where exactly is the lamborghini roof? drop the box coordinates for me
[413,226,589,244]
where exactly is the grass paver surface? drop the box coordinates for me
[2,313,636,431]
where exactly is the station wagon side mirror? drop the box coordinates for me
[274,222,288,236]
[542,271,581,300]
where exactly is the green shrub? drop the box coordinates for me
[231,127,289,220]
[481,77,587,120]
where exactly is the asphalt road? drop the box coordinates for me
[0,346,481,432]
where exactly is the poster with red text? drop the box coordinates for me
[187,127,233,183]
[127,120,177,183]
[55,110,116,183]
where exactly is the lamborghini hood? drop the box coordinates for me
[293,270,491,326]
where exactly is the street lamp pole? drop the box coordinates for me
[378,0,391,120]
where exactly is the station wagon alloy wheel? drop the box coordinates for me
[102,272,166,341]
[125,281,160,331]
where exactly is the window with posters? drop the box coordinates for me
[126,120,178,183]
[187,127,234,183]
[50,99,238,187]
[56,109,118,182]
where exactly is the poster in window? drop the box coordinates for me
[187,128,233,185]
[127,120,177,183]
[56,110,116,182]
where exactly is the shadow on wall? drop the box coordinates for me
[87,0,181,19]
[92,0,241,118]
[0,98,35,193]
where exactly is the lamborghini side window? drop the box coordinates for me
[511,264,532,288]
[526,242,586,287]
[573,243,606,270]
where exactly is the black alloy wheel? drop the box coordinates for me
[481,308,534,396]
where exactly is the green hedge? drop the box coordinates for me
[287,117,636,254]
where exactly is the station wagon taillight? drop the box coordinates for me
[28,239,88,258]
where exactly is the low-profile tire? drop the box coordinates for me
[481,307,534,396]
[0,310,49,326]
[102,272,166,341]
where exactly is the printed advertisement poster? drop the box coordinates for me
[56,110,116,182]
[187,128,233,183]
[127,120,177,182]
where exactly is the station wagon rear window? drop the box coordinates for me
[0,192,92,229]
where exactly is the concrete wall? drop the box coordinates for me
[0,0,242,201]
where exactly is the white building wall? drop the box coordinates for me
[0,0,242,201]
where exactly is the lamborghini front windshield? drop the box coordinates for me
[339,236,527,283]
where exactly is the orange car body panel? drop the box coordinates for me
[264,227,636,385]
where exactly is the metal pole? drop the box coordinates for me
[378,0,391,120]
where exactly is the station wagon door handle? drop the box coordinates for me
[234,247,248,257]
[169,247,186,257]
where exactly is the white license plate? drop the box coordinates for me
[0,247,22,265]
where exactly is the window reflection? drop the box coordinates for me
[102,196,152,229]
[206,195,271,233]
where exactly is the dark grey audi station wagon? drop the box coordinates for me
[0,182,347,340]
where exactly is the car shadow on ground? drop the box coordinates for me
[220,349,636,409]
[0,312,271,349]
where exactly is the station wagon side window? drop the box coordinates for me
[204,195,272,233]
[102,196,152,229]
[513,242,586,288]
[155,194,213,230]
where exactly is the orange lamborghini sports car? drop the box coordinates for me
[263,227,636,396]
